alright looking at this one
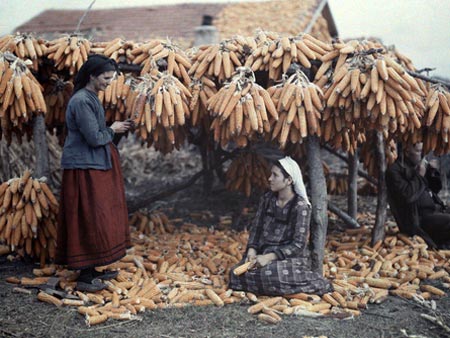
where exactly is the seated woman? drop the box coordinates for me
[229,156,332,296]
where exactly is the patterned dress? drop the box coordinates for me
[229,191,332,296]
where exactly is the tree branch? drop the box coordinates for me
[118,63,142,73]
[407,70,450,89]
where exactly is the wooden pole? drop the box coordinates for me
[371,131,387,246]
[0,141,12,181]
[307,135,328,274]
[407,70,450,89]
[347,149,359,220]
[193,17,219,195]
[32,115,51,183]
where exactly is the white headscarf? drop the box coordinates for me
[278,156,310,206]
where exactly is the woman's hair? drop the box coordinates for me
[73,54,119,93]
[273,160,291,179]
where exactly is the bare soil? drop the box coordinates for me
[1,146,449,338]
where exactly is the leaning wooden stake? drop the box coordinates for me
[328,201,360,228]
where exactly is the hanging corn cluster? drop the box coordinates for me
[422,84,450,154]
[91,38,136,63]
[225,152,270,197]
[98,73,134,123]
[269,69,323,148]
[189,36,255,83]
[129,72,191,153]
[0,33,47,70]
[208,67,278,149]
[129,39,191,83]
[245,31,332,81]
[326,174,349,196]
[45,34,91,75]
[319,40,426,154]
[385,44,418,73]
[189,76,217,128]
[43,74,73,127]
[318,42,374,154]
[0,52,46,144]
[0,171,58,266]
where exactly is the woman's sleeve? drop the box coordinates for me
[273,201,310,260]
[73,99,114,147]
[425,167,442,194]
[246,195,266,251]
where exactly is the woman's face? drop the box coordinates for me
[268,165,291,193]
[90,71,115,92]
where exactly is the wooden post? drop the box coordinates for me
[200,142,214,196]
[32,115,51,182]
[0,141,12,181]
[347,149,359,221]
[194,15,219,195]
[307,135,328,274]
[371,131,387,246]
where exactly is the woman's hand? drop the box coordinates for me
[253,253,276,268]
[246,248,257,263]
[110,121,133,134]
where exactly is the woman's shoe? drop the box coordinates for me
[92,270,119,280]
[76,279,107,292]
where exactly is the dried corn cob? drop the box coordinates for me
[208,66,278,149]
[232,261,253,276]
[0,172,58,264]
[269,68,323,148]
[46,34,90,75]
[0,52,46,144]
[0,33,47,70]
[129,39,191,84]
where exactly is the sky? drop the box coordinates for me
[0,0,448,77]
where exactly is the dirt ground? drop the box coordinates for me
[1,146,450,338]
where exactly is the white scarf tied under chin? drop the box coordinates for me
[278,156,310,206]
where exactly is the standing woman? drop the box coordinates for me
[229,156,332,296]
[56,55,132,292]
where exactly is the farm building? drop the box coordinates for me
[14,0,338,43]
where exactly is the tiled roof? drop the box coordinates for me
[15,4,226,42]
[14,1,333,43]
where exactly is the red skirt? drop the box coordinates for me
[56,144,130,269]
